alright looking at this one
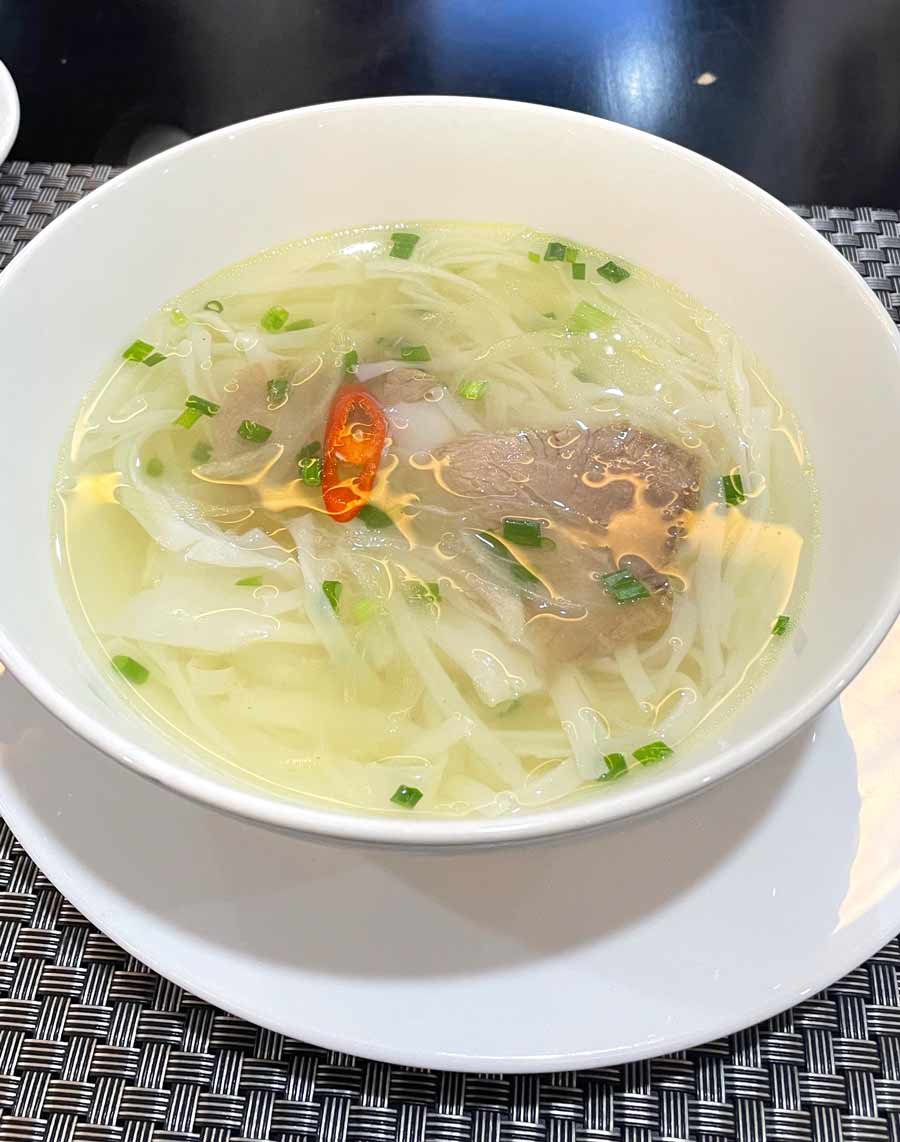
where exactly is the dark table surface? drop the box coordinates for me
[4,0,900,208]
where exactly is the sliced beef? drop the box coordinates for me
[379,367,439,404]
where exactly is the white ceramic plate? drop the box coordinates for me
[0,62,19,163]
[1,617,899,1072]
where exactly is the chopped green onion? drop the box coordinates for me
[564,246,578,263]
[203,299,224,313]
[597,260,630,284]
[185,394,220,417]
[343,349,359,373]
[260,305,289,332]
[544,241,566,261]
[112,655,149,685]
[352,597,380,623]
[174,408,202,429]
[391,784,423,808]
[571,262,586,281]
[267,377,290,405]
[400,345,431,363]
[191,441,213,463]
[358,503,394,529]
[122,339,154,362]
[404,580,441,604]
[472,531,541,585]
[633,741,673,765]
[145,457,164,478]
[238,420,272,443]
[322,580,343,613]
[566,301,614,334]
[143,352,166,367]
[772,614,791,636]
[502,517,545,548]
[298,456,322,486]
[283,319,315,332]
[722,473,746,506]
[602,568,650,603]
[494,698,520,716]
[297,441,321,459]
[389,232,420,259]
[236,575,263,587]
[527,251,541,264]
[170,308,188,326]
[598,752,628,781]
[542,311,557,320]
[457,379,488,400]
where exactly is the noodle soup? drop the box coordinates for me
[52,222,814,817]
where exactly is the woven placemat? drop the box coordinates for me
[2,159,900,1140]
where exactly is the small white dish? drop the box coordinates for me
[0,61,19,164]
[1,617,899,1071]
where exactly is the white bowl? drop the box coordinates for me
[1,96,899,848]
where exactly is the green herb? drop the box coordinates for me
[185,394,220,417]
[191,441,213,464]
[722,473,746,506]
[602,568,650,603]
[457,379,488,400]
[122,339,154,362]
[260,305,289,332]
[564,246,578,263]
[170,308,188,326]
[598,752,628,781]
[297,440,321,459]
[544,241,566,261]
[400,345,431,363]
[174,408,202,429]
[391,784,423,808]
[236,575,263,587]
[389,232,421,259]
[145,457,164,478]
[267,377,290,405]
[343,349,359,373]
[472,531,541,585]
[527,251,541,264]
[358,503,394,529]
[144,352,166,367]
[597,260,630,283]
[238,420,272,443]
[352,597,380,623]
[203,299,224,313]
[772,614,791,636]
[404,580,441,604]
[322,580,343,613]
[495,698,520,716]
[112,655,149,685]
[571,262,586,281]
[283,319,315,332]
[298,455,322,485]
[566,301,614,334]
[633,741,673,765]
[502,517,544,548]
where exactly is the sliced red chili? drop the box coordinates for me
[322,385,388,523]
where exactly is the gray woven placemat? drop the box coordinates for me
[2,159,900,1140]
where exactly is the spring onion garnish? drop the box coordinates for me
[236,575,263,587]
[191,441,213,463]
[503,517,544,548]
[597,260,630,283]
[145,457,164,478]
[391,784,423,808]
[298,455,322,485]
[566,301,614,334]
[544,241,566,261]
[633,741,673,765]
[122,339,154,362]
[238,419,272,443]
[571,262,586,281]
[598,752,628,781]
[170,308,188,326]
[400,345,431,363]
[772,614,791,636]
[458,379,488,400]
[527,251,541,264]
[260,305,289,332]
[358,503,394,529]
[564,246,578,264]
[267,377,290,405]
[322,580,343,612]
[722,473,746,506]
[404,580,441,604]
[602,568,650,603]
[389,232,421,259]
[203,299,224,313]
[112,655,149,685]
[185,394,220,417]
[473,531,541,585]
[144,352,166,367]
[174,408,202,429]
[352,597,380,623]
[283,318,315,332]
[343,349,359,373]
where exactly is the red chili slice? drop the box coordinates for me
[322,385,388,523]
